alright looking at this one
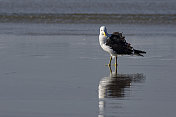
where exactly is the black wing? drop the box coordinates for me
[105,32,134,55]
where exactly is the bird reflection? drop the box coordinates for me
[98,66,145,117]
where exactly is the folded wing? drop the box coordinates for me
[105,32,134,55]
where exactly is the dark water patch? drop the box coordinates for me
[0,13,176,24]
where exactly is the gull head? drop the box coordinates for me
[100,26,107,37]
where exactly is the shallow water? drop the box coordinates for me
[0,23,176,117]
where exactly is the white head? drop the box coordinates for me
[99,26,107,37]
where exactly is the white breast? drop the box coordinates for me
[99,34,116,56]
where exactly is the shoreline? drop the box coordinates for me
[0,13,175,24]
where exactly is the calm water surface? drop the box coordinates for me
[0,23,176,117]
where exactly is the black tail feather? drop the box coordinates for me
[134,49,146,56]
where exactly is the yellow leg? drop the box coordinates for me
[115,56,117,70]
[114,56,117,74]
[108,65,112,74]
[108,56,112,66]
[115,66,117,76]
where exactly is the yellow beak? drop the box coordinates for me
[103,32,106,37]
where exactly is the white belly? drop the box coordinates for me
[101,44,117,56]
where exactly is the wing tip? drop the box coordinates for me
[134,49,146,56]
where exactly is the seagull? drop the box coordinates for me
[99,26,146,66]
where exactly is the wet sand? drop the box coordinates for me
[0,23,176,117]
